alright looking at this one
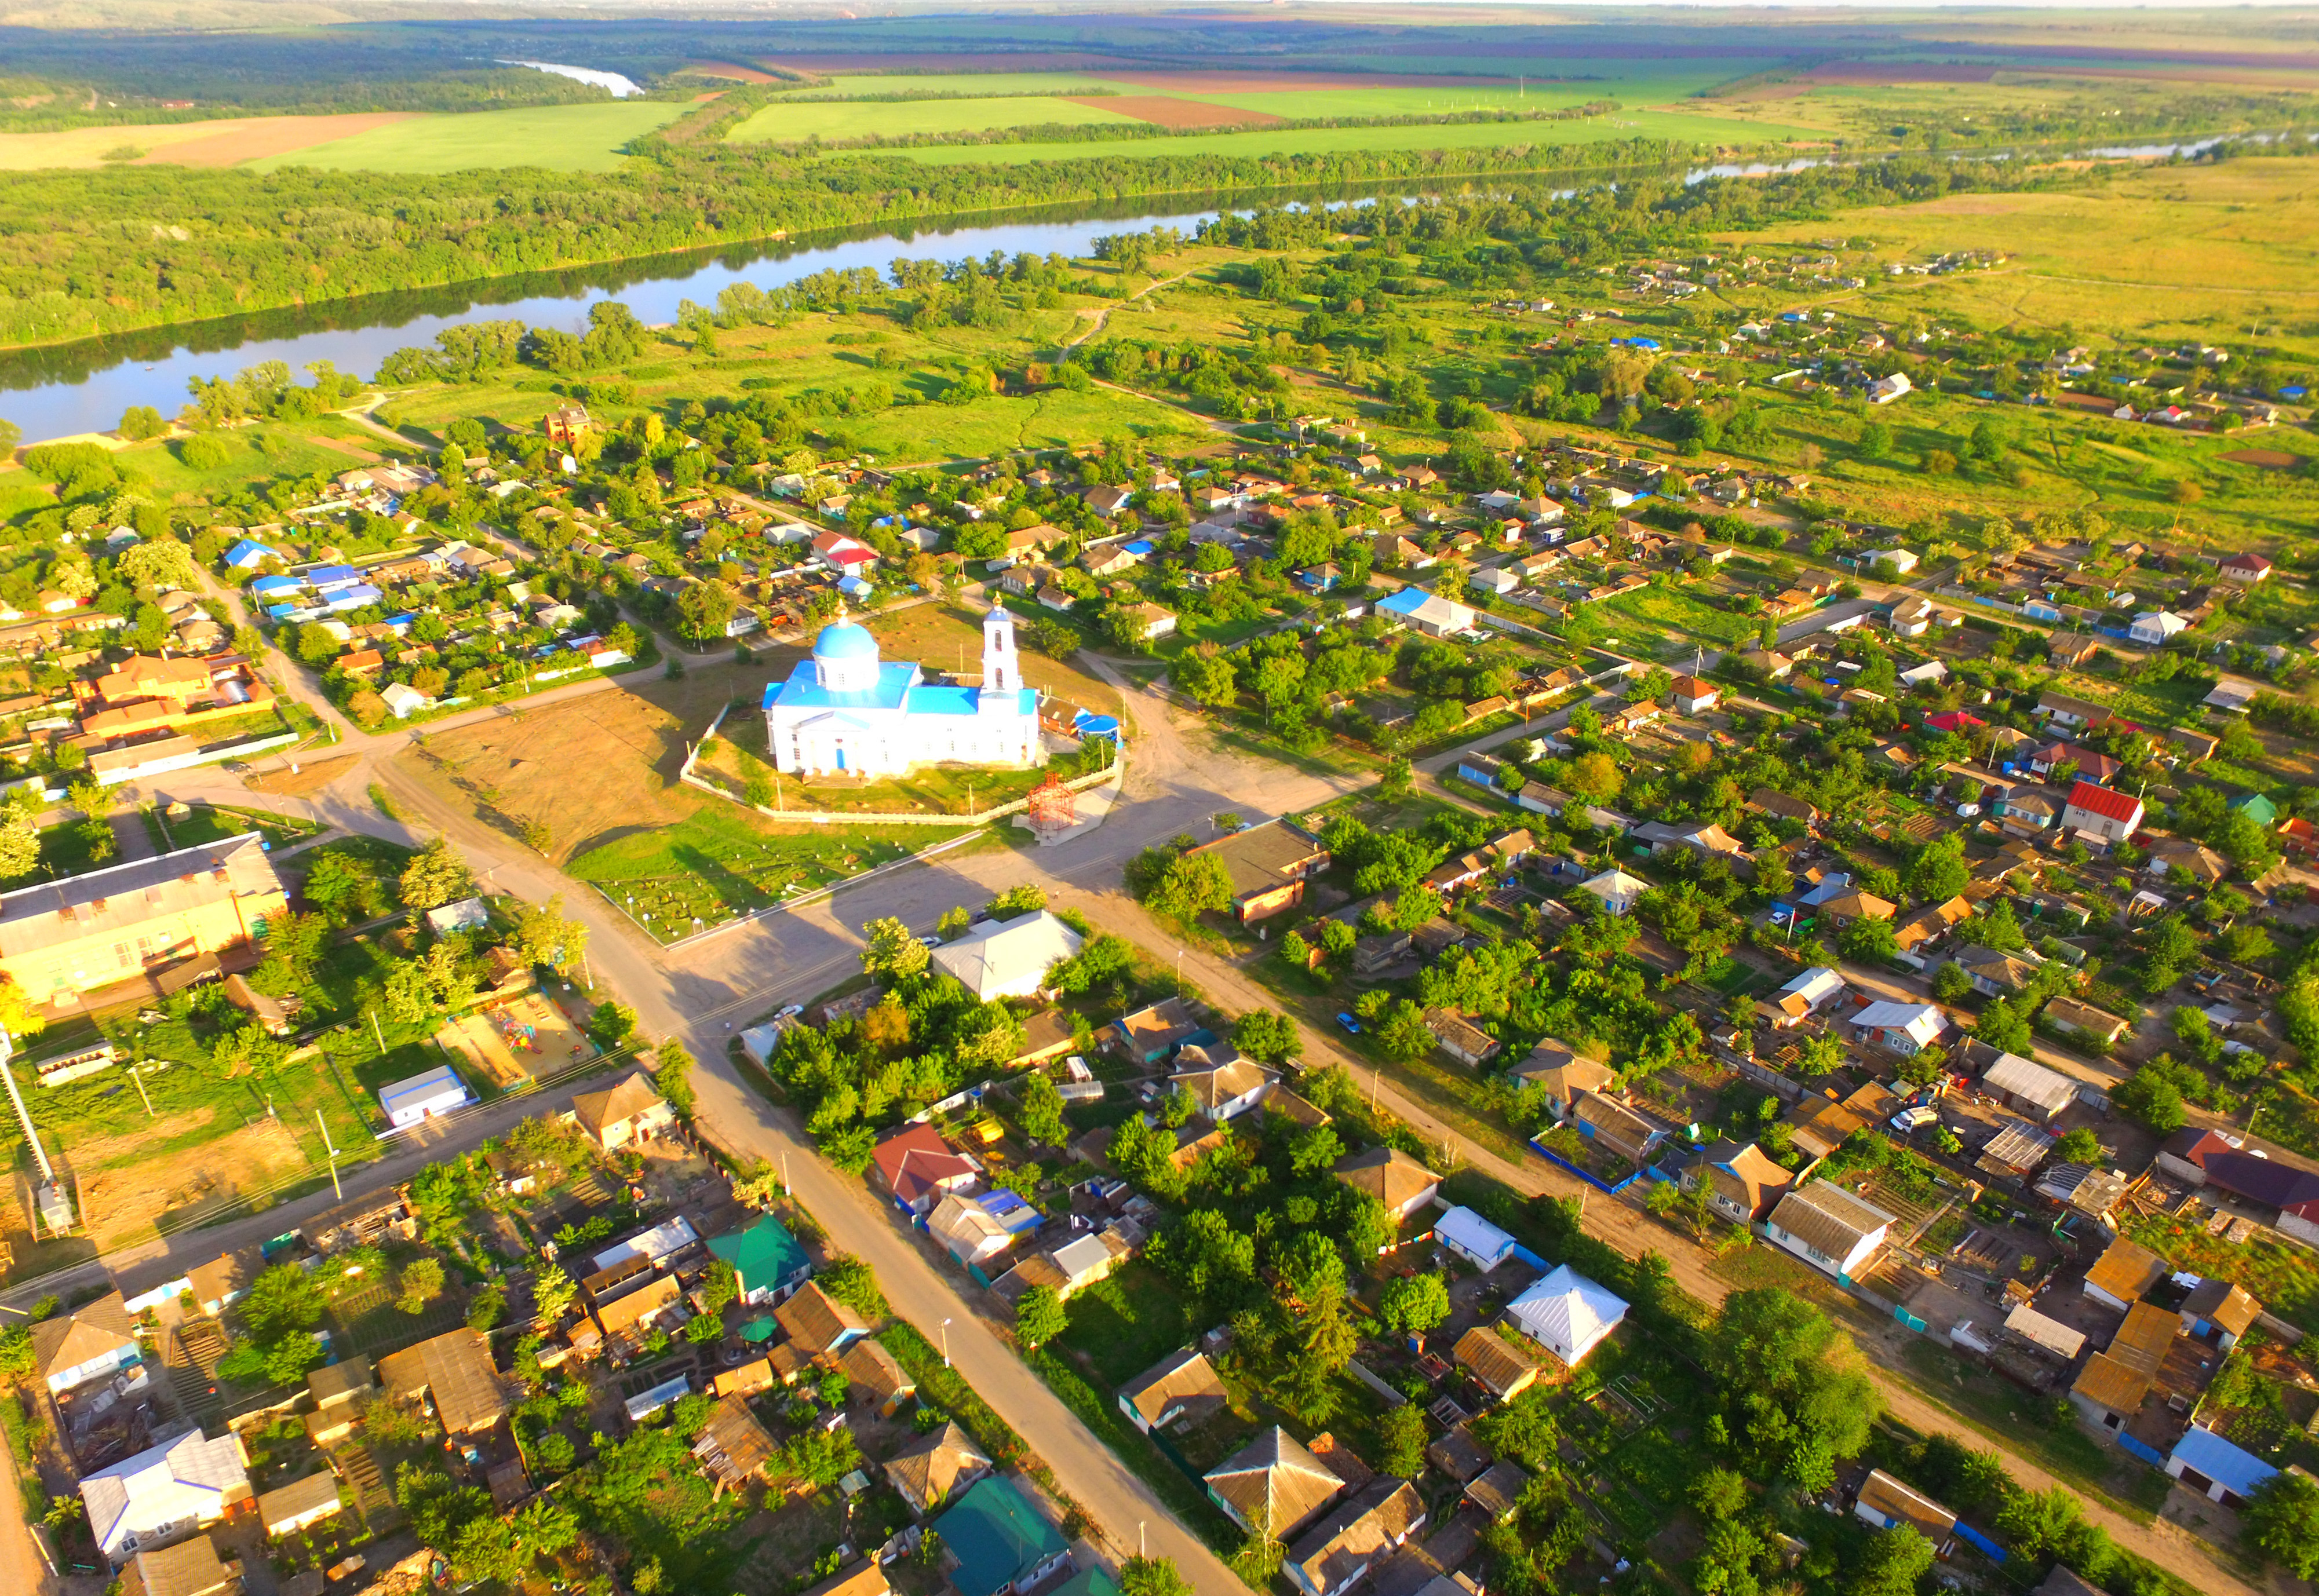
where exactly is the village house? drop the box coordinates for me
[887,1420,990,1515]
[1682,1142,1794,1224]
[774,1282,873,1360]
[1332,1146,1441,1221]
[1763,1182,1893,1282]
[81,1428,251,1565]
[1452,1326,1545,1401]
[1179,820,1331,924]
[1505,1265,1629,1365]
[568,1072,675,1151]
[1117,1348,1230,1435]
[935,1477,1074,1596]
[1205,1427,1344,1540]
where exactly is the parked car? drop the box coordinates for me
[776,1003,805,1021]
[1890,1106,1939,1134]
[1336,1013,1362,1035]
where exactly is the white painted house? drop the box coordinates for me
[1763,1182,1893,1283]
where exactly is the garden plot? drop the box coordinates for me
[65,1109,315,1254]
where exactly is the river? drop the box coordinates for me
[0,200,1239,443]
[0,129,2291,444]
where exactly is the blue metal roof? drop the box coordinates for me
[1378,587,1431,616]
[765,660,916,713]
[813,620,878,659]
[2169,1425,2278,1499]
[305,564,360,587]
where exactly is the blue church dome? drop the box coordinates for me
[813,621,879,660]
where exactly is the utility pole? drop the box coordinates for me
[370,1008,385,1056]
[316,1109,344,1201]
[128,1064,154,1118]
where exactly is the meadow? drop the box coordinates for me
[778,72,1135,100]
[249,100,688,174]
[725,96,1140,145]
[1720,158,2319,356]
[869,106,1822,165]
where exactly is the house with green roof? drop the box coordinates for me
[2230,792,2279,827]
[706,1214,812,1306]
[933,1476,1074,1596]
[1045,1569,1121,1596]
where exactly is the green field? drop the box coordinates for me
[251,101,689,174]
[785,72,1137,99]
[727,95,1138,144]
[865,107,1820,165]
[1187,81,1691,119]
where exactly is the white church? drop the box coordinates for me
[761,606,1045,778]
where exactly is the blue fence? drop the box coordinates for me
[1952,1523,2007,1563]
[2117,1432,2167,1468]
[1507,1243,1552,1272]
[1529,1137,1645,1195]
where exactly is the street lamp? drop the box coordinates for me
[941,1317,953,1368]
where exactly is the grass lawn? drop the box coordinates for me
[869,107,1821,165]
[1594,582,1758,655]
[727,96,1140,144]
[566,806,956,942]
[249,101,690,174]
[155,803,323,853]
[1058,1261,1188,1388]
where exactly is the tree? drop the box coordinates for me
[1907,833,1968,902]
[1974,996,2032,1055]
[655,1038,697,1117]
[1375,1403,1427,1477]
[1377,999,1435,1062]
[1377,1272,1450,1335]
[1145,852,1234,922]
[1232,1009,1303,1065]
[1015,1285,1068,1349]
[1707,1288,1880,1481]
[533,1262,577,1323]
[2053,1127,2103,1164]
[117,536,200,592]
[1840,914,1897,963]
[264,1332,326,1385]
[397,1257,447,1315]
[588,1001,639,1051]
[1853,1529,1935,1596]
[862,916,931,981]
[244,1262,326,1341]
[1932,961,1974,1004]
[817,1253,888,1319]
[509,895,587,974]
[1019,1073,1069,1146]
[2245,1470,2319,1578]
[399,837,476,911]
[1119,1557,1194,1596]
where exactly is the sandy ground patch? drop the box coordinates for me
[75,1114,311,1251]
[686,60,779,82]
[437,993,593,1090]
[138,112,421,167]
[1069,95,1282,129]
[1908,193,2041,214]
[0,112,421,170]
[406,670,738,863]
[246,755,360,797]
[304,433,382,462]
[2219,448,2302,468]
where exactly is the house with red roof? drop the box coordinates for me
[811,531,878,575]
[1922,711,1986,736]
[2218,552,2273,586]
[870,1123,979,1215]
[2060,780,2144,843]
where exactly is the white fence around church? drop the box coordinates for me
[676,702,1118,827]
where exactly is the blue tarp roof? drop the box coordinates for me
[2169,1425,2278,1499]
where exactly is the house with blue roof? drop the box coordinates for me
[304,565,362,590]
[250,575,303,600]
[763,607,1042,778]
[2165,1423,2277,1507]
[223,539,279,571]
[934,1477,1073,1596]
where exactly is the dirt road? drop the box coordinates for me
[17,652,2268,1596]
